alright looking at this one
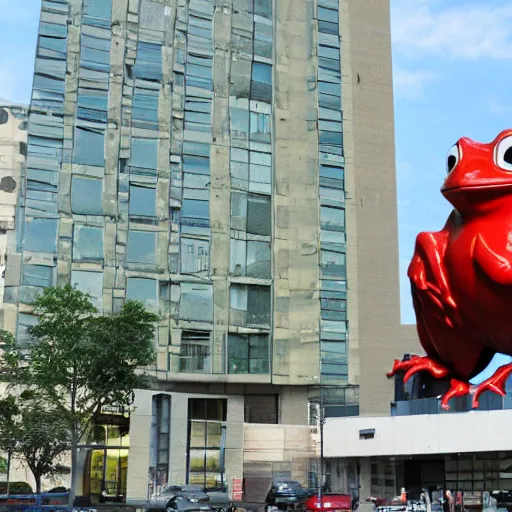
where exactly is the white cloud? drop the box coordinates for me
[392,0,512,60]
[393,69,434,100]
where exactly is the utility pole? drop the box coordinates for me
[317,387,326,504]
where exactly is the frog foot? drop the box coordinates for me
[440,379,471,411]
[471,363,512,408]
[387,355,450,383]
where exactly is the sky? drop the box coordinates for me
[0,0,511,380]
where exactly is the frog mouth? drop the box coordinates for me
[442,182,512,194]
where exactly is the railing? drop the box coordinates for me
[391,392,512,416]
[0,494,95,512]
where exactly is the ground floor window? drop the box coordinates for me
[187,398,227,490]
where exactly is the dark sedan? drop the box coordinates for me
[265,480,311,510]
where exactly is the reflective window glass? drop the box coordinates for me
[321,250,346,278]
[252,62,272,84]
[73,225,104,261]
[22,265,53,288]
[246,240,271,279]
[254,0,272,17]
[179,283,213,322]
[73,126,105,166]
[83,0,112,19]
[230,284,270,326]
[182,199,209,219]
[228,334,269,374]
[320,206,345,232]
[127,230,157,263]
[131,137,158,169]
[247,194,271,236]
[126,277,158,309]
[71,176,103,215]
[181,237,209,274]
[132,42,162,81]
[129,186,157,217]
[70,270,103,311]
[183,155,210,175]
[23,218,57,253]
[18,314,39,346]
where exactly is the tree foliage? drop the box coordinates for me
[0,393,70,493]
[0,284,158,497]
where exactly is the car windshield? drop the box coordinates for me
[276,482,303,491]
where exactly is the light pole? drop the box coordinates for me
[317,388,326,504]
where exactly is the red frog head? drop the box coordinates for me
[442,129,512,214]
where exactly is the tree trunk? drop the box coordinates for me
[68,423,77,507]
[34,473,41,495]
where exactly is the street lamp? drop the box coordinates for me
[317,388,326,504]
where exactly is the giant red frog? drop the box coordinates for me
[388,129,512,410]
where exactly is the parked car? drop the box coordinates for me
[149,485,211,512]
[265,480,311,510]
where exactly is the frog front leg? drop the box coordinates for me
[473,234,512,285]
[408,212,460,328]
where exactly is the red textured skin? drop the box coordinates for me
[389,129,512,408]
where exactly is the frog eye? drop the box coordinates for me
[446,144,459,174]
[496,135,512,171]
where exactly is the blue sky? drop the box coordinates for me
[0,0,511,380]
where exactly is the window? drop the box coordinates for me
[71,270,103,311]
[249,150,271,193]
[77,87,108,122]
[71,177,103,215]
[17,314,38,346]
[229,284,271,327]
[183,155,210,175]
[251,62,272,103]
[73,126,105,167]
[228,334,269,374]
[149,394,171,488]
[182,199,210,220]
[126,277,158,309]
[231,192,271,236]
[230,108,249,138]
[179,331,211,373]
[132,86,159,130]
[230,239,271,279]
[127,230,157,264]
[321,386,359,418]
[133,42,162,81]
[179,283,213,323]
[187,398,226,489]
[181,237,209,274]
[131,137,158,170]
[244,395,278,423]
[23,218,58,253]
[320,206,345,232]
[250,111,271,142]
[321,250,345,278]
[129,185,157,218]
[247,194,271,235]
[22,265,53,288]
[254,0,272,18]
[73,225,104,261]
[83,0,112,19]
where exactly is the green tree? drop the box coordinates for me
[0,393,70,493]
[2,285,158,503]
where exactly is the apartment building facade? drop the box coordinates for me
[0,0,413,502]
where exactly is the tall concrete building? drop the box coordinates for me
[2,0,414,502]
[0,102,28,312]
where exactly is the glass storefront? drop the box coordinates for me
[187,398,227,490]
[83,421,130,504]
